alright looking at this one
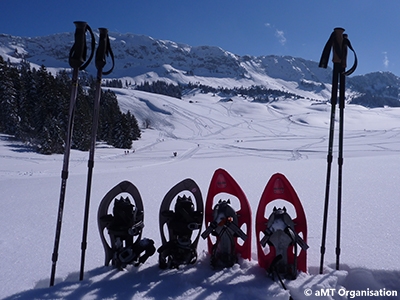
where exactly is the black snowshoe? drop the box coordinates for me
[201,199,248,268]
[98,181,155,269]
[158,179,203,269]
[261,206,309,280]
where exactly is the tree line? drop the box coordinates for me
[133,80,302,102]
[0,56,140,154]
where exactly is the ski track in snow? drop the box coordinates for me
[1,90,400,299]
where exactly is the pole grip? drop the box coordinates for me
[332,27,345,66]
[95,28,115,75]
[96,28,108,71]
[319,27,355,72]
[69,21,95,70]
[69,21,88,69]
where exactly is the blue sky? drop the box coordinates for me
[2,0,400,76]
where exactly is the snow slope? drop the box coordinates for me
[2,31,400,107]
[0,31,336,102]
[1,90,400,299]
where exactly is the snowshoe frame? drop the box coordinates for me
[158,178,204,268]
[98,180,145,267]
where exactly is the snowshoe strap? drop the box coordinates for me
[175,199,202,226]
[118,247,136,264]
[157,240,198,269]
[128,220,144,236]
[178,207,202,231]
[262,207,309,250]
[288,227,309,251]
[188,222,201,230]
[201,221,218,239]
[163,196,202,234]
[225,219,248,241]
[201,218,247,241]
[135,238,156,266]
[260,227,273,247]
[117,238,155,267]
[268,255,288,288]
[268,255,294,300]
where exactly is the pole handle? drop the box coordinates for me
[318,27,357,76]
[95,28,115,75]
[332,28,345,65]
[69,21,96,70]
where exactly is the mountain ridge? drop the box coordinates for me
[1,31,399,107]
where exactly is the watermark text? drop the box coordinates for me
[304,287,397,298]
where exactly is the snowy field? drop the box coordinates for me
[1,90,400,299]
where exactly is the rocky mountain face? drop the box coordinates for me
[1,31,399,107]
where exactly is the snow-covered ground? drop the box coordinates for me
[1,90,400,299]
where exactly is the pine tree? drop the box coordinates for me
[111,113,132,149]
[17,61,37,141]
[126,110,141,140]
[38,115,64,154]
[72,84,92,151]
[0,61,142,153]
[0,57,19,135]
[98,89,121,144]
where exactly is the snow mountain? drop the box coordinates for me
[1,31,399,107]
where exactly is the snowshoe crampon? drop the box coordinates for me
[98,181,155,269]
[202,169,251,268]
[256,173,309,279]
[158,178,204,269]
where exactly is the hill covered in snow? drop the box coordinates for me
[1,31,400,107]
[1,87,400,299]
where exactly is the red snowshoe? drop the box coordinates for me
[256,173,308,279]
[202,169,251,267]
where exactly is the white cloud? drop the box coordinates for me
[275,30,287,46]
[265,22,287,46]
[383,52,389,68]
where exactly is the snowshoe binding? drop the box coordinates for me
[158,178,203,269]
[98,181,155,269]
[261,206,309,280]
[201,199,248,268]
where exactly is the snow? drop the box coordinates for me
[0,32,335,103]
[1,90,400,299]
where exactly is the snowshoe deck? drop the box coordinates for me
[204,168,252,261]
[158,178,204,268]
[256,173,308,274]
[97,180,144,267]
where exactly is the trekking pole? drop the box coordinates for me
[79,27,114,281]
[50,21,95,287]
[318,28,357,274]
[318,27,342,274]
[336,33,354,270]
